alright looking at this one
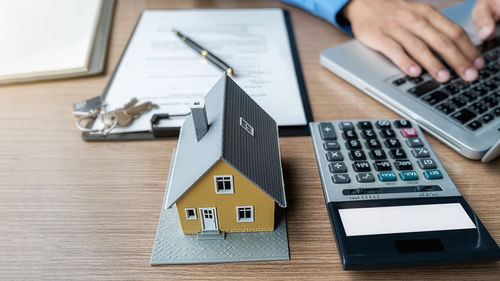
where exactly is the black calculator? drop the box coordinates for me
[310,119,500,269]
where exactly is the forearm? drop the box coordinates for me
[282,0,352,34]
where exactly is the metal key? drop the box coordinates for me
[101,98,158,135]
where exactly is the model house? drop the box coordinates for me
[165,75,286,235]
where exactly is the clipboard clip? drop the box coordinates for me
[151,113,189,138]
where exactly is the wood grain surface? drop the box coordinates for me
[0,0,498,280]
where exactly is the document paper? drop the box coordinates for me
[92,9,308,134]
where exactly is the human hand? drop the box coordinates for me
[473,0,500,40]
[343,0,483,82]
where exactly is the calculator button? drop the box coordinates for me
[358,121,373,129]
[394,120,412,128]
[370,149,387,160]
[394,159,413,170]
[424,169,443,180]
[361,129,377,139]
[329,162,347,173]
[326,151,343,161]
[418,158,437,169]
[401,128,418,138]
[376,120,391,128]
[353,161,371,172]
[346,139,362,150]
[356,173,375,183]
[399,171,419,181]
[412,147,430,158]
[378,172,397,182]
[406,137,423,148]
[339,121,354,131]
[390,148,407,159]
[366,139,381,149]
[343,129,358,140]
[385,138,401,148]
[374,160,392,171]
[332,174,350,184]
[319,123,336,140]
[323,141,340,150]
[380,129,396,138]
[349,150,366,160]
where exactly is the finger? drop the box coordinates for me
[403,17,478,81]
[388,25,450,82]
[414,3,484,69]
[362,33,421,77]
[473,1,496,40]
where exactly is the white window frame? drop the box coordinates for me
[185,208,197,220]
[239,117,255,136]
[214,175,234,194]
[236,206,254,222]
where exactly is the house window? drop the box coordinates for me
[239,117,254,136]
[185,208,197,220]
[236,206,254,222]
[214,175,234,194]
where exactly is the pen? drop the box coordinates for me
[172,29,235,76]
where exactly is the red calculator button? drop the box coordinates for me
[401,128,418,138]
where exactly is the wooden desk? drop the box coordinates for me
[1,0,498,279]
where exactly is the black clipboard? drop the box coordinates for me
[82,9,313,141]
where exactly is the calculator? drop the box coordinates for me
[309,119,500,270]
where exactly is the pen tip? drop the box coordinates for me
[171,29,178,34]
[226,68,235,76]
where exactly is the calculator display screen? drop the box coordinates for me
[338,203,476,237]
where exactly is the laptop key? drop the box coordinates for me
[480,114,494,124]
[451,108,477,124]
[494,107,500,116]
[481,96,498,108]
[408,76,423,84]
[408,80,440,97]
[469,102,488,114]
[392,78,406,86]
[443,84,459,95]
[450,96,467,108]
[422,91,449,105]
[436,103,455,115]
[466,120,483,131]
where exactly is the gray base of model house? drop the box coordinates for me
[151,204,290,265]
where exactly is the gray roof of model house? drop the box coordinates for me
[165,75,286,209]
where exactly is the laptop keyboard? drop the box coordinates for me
[390,36,500,132]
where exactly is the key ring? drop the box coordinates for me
[75,109,101,133]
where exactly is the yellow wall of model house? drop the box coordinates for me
[175,159,275,234]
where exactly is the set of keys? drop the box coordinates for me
[73,97,158,135]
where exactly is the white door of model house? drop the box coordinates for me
[200,207,218,231]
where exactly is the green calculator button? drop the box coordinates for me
[399,171,419,181]
[378,172,397,182]
[424,169,443,180]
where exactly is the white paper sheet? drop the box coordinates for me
[92,9,307,134]
[339,203,476,237]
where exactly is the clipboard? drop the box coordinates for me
[82,9,313,141]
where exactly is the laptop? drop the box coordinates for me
[320,1,500,162]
